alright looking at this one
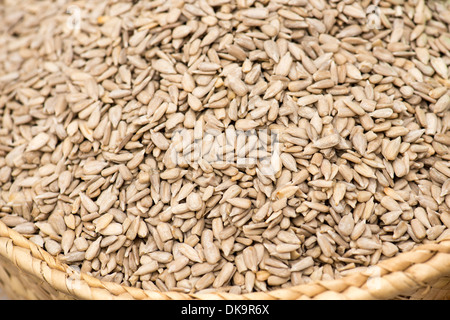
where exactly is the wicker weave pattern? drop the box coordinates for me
[1,220,449,300]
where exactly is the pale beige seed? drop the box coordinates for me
[350,220,366,241]
[382,137,402,161]
[195,273,216,291]
[425,113,438,135]
[382,242,399,257]
[160,168,182,180]
[280,153,298,172]
[186,193,203,211]
[242,7,269,19]
[109,89,131,99]
[243,246,258,272]
[83,161,108,175]
[304,201,329,213]
[277,230,301,245]
[373,47,395,63]
[127,149,145,170]
[343,5,366,19]
[354,163,376,178]
[393,221,409,240]
[417,195,439,211]
[151,132,170,150]
[263,40,280,63]
[380,196,401,212]
[356,237,382,250]
[167,256,190,274]
[414,208,431,229]
[182,73,196,92]
[58,171,72,193]
[201,230,221,264]
[276,186,299,200]
[275,52,293,77]
[45,239,62,256]
[244,271,256,293]
[61,230,75,254]
[310,79,334,89]
[430,87,448,99]
[149,251,173,264]
[152,59,176,74]
[0,71,19,82]
[316,232,334,257]
[276,243,300,253]
[235,119,258,131]
[99,223,123,236]
[172,203,189,214]
[332,182,347,206]
[441,212,450,229]
[172,25,192,39]
[253,202,271,222]
[346,63,362,80]
[80,193,99,213]
[85,237,102,260]
[308,180,334,188]
[200,27,220,47]
[94,213,114,232]
[263,80,284,99]
[198,62,221,72]
[291,256,314,272]
[1,216,26,228]
[373,63,398,77]
[313,134,341,149]
[105,235,127,254]
[134,261,159,276]
[427,226,446,240]
[338,214,355,237]
[267,276,289,286]
[226,198,252,209]
[370,108,394,118]
[434,161,450,178]
[165,113,185,131]
[250,104,271,120]
[60,252,85,264]
[433,94,450,113]
[343,99,365,116]
[156,223,173,242]
[0,166,12,184]
[352,132,367,155]
[26,132,50,152]
[178,243,203,263]
[228,76,248,96]
[220,185,242,204]
[74,237,89,252]
[384,188,405,203]
[380,211,402,225]
[118,164,133,181]
[213,262,235,288]
[226,44,247,61]
[411,219,427,240]
[403,129,425,143]
[278,9,303,21]
[430,57,448,79]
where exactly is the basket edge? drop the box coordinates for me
[1,219,450,300]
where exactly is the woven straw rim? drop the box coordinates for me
[1,219,450,300]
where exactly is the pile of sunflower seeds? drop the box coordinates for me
[0,0,450,294]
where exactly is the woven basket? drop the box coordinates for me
[1,219,449,300]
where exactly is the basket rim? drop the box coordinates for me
[1,219,450,300]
